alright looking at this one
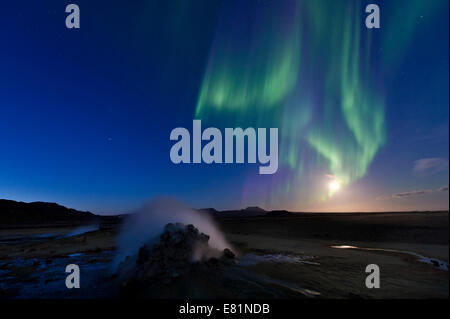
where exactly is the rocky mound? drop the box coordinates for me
[115,223,235,297]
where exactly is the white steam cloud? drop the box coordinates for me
[113,197,231,268]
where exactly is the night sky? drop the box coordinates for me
[0,0,448,213]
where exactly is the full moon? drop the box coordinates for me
[329,180,341,192]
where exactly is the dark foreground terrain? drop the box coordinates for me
[0,203,448,299]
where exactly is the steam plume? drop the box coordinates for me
[113,197,230,268]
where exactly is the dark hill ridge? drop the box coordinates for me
[0,199,97,226]
[203,206,269,217]
[198,207,449,218]
[198,206,296,217]
[2,199,447,227]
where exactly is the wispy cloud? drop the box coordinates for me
[438,186,449,192]
[413,158,448,176]
[377,189,434,200]
[393,190,432,198]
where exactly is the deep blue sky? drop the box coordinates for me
[0,1,448,213]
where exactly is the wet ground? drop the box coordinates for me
[0,211,448,298]
[0,250,113,298]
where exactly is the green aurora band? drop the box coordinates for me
[194,0,442,204]
[195,3,302,113]
[306,2,385,186]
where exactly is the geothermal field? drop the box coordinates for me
[0,199,448,299]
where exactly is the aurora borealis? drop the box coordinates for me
[194,0,421,206]
[0,0,448,213]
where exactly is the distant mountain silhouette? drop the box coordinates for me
[264,210,293,217]
[0,199,98,225]
[201,206,268,217]
[244,206,267,213]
